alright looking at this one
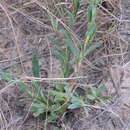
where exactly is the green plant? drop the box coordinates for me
[29,0,104,123]
[0,0,110,127]
[76,0,102,71]
[72,0,80,18]
[87,85,111,103]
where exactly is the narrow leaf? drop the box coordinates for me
[87,94,96,100]
[87,5,96,23]
[86,23,96,42]
[64,39,79,56]
[48,90,67,100]
[0,72,12,82]
[84,42,102,56]
[72,0,80,17]
[68,104,79,109]
[32,55,40,78]
[92,0,101,7]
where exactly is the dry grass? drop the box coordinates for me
[0,0,130,130]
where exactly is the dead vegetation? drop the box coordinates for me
[0,0,130,130]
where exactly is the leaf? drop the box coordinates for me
[71,96,84,106]
[38,90,48,104]
[0,72,33,96]
[64,87,72,97]
[64,39,79,56]
[54,49,66,65]
[68,104,79,109]
[101,96,112,99]
[92,0,101,7]
[87,5,96,23]
[68,96,84,109]
[64,65,74,78]
[17,82,33,96]
[49,104,60,111]
[32,81,41,89]
[90,87,97,97]
[0,72,12,82]
[84,41,102,56]
[87,94,96,100]
[72,0,80,17]
[46,112,58,123]
[31,103,47,117]
[59,29,70,39]
[66,10,75,28]
[48,90,67,101]
[32,55,40,78]
[55,84,64,92]
[85,23,96,42]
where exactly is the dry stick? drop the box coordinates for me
[21,75,88,82]
[0,2,25,73]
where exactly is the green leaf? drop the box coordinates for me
[0,72,12,82]
[84,42,102,56]
[64,87,72,97]
[32,81,41,89]
[31,103,47,117]
[59,29,70,39]
[17,82,33,96]
[54,49,66,65]
[72,0,80,17]
[101,96,112,99]
[71,96,84,106]
[55,84,64,92]
[87,5,96,23]
[64,65,74,78]
[86,23,96,42]
[48,90,67,101]
[90,87,97,97]
[68,96,84,109]
[87,94,96,100]
[46,112,58,123]
[64,39,79,56]
[92,0,101,7]
[66,10,75,28]
[32,55,40,78]
[68,104,79,109]
[48,104,60,111]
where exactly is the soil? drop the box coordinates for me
[0,0,130,130]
